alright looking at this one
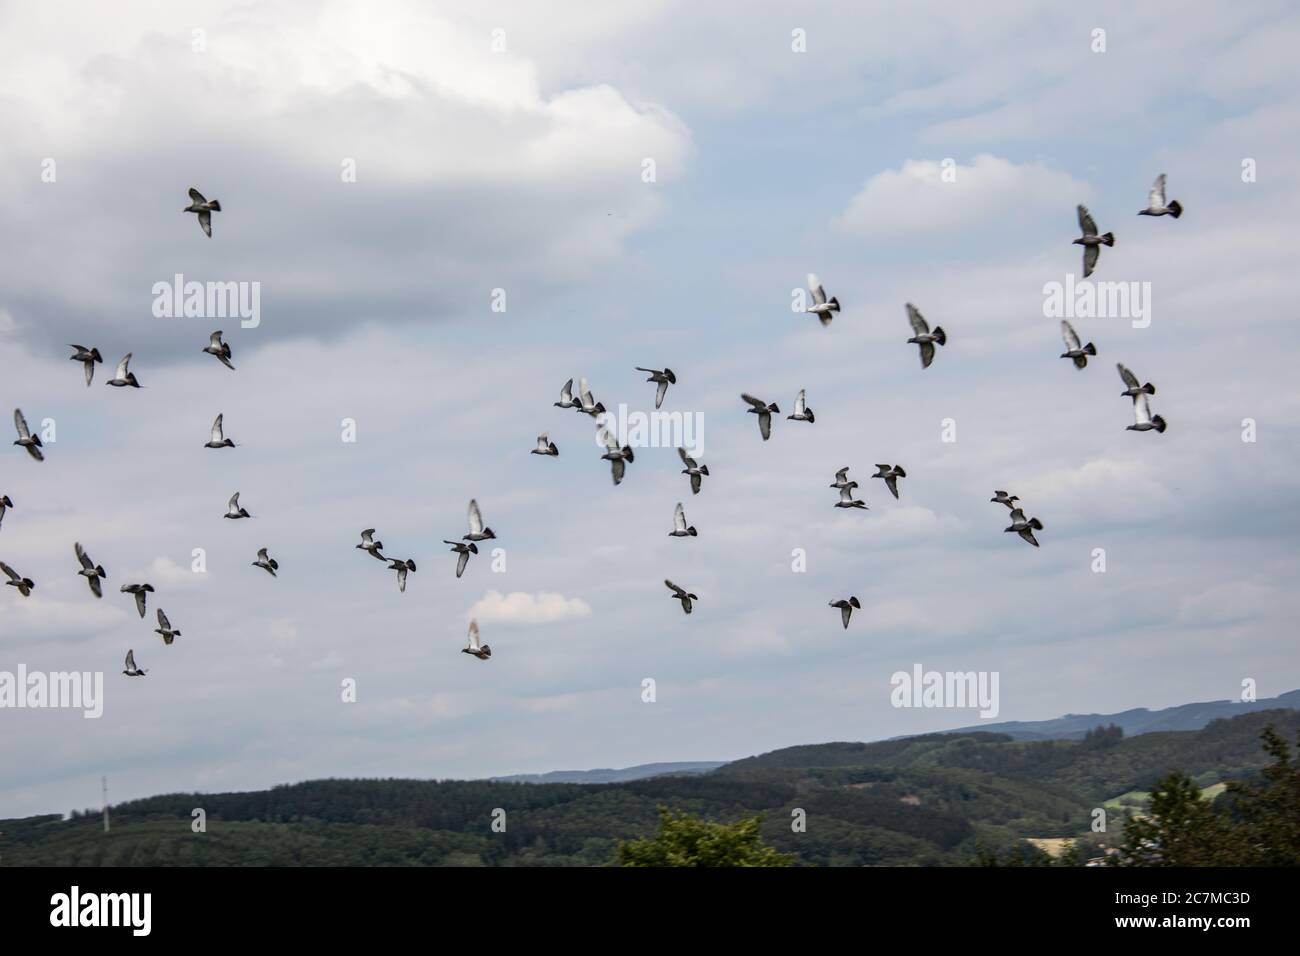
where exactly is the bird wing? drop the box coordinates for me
[919,340,935,369]
[690,472,702,495]
[116,354,132,378]
[758,410,772,441]
[228,492,241,511]
[75,542,92,570]
[793,389,806,415]
[1078,204,1098,237]
[1148,174,1166,209]
[1061,320,1081,351]
[740,393,766,410]
[125,649,137,671]
[536,433,548,451]
[209,330,224,348]
[467,499,483,534]
[467,619,480,650]
[455,549,470,577]
[906,303,929,335]
[84,360,94,386]
[134,589,147,617]
[597,426,618,452]
[835,467,850,481]
[198,210,212,237]
[655,379,668,409]
[807,274,827,305]
[674,502,687,531]
[677,446,696,468]
[360,529,375,544]
[211,414,224,442]
[1083,243,1099,277]
[13,408,30,439]
[841,605,851,629]
[665,579,685,597]
[885,475,900,499]
[1117,363,1139,389]
[579,377,593,405]
[157,608,171,630]
[256,547,269,562]
[1008,507,1026,523]
[188,187,207,204]
[88,575,102,598]
[0,562,15,582]
[610,456,625,485]
[838,485,855,503]
[1133,392,1153,425]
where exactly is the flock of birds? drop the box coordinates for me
[1,174,1182,666]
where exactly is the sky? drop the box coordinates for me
[1,0,1299,819]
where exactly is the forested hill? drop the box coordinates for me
[3,709,1296,867]
[936,689,1300,740]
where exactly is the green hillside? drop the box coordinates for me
[3,710,1295,867]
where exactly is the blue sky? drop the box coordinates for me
[1,0,1299,817]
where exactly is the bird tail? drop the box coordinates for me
[688,526,697,536]
[768,404,780,414]
[622,446,634,463]
[850,597,861,609]
[933,326,947,345]
[209,200,222,211]
[594,403,606,415]
[1029,518,1044,530]
[1101,232,1115,246]
[805,409,815,423]
[1084,342,1096,355]
[95,565,105,577]
[1167,200,1182,219]
[700,465,710,476]
[1152,415,1167,433]
[829,297,840,311]
[1143,382,1155,395]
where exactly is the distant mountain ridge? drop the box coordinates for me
[490,761,725,785]
[935,689,1300,740]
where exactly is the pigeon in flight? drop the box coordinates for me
[388,558,417,593]
[1127,392,1167,434]
[990,490,1020,509]
[105,353,143,388]
[13,408,44,461]
[636,367,676,409]
[0,494,12,530]
[356,529,386,561]
[1005,508,1044,547]
[665,579,698,615]
[1138,174,1182,219]
[678,447,709,495]
[531,433,559,456]
[203,331,235,370]
[224,492,251,519]
[121,583,155,618]
[787,389,815,423]
[75,542,107,598]
[599,427,635,486]
[464,499,496,542]
[184,187,221,237]
[1116,363,1156,399]
[830,596,861,630]
[1074,205,1114,278]
[830,467,858,491]
[906,304,946,369]
[68,345,103,386]
[669,502,697,538]
[834,485,868,510]
[445,540,478,578]
[1,561,33,597]
[575,378,606,418]
[154,608,182,645]
[872,464,907,500]
[554,378,579,410]
[252,547,279,577]
[205,413,236,448]
[805,274,840,326]
[462,619,491,660]
[122,649,147,677]
[1059,320,1096,369]
[741,393,779,441]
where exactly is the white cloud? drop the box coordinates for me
[835,154,1088,242]
[467,590,593,625]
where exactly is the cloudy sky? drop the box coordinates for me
[2,0,1299,818]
